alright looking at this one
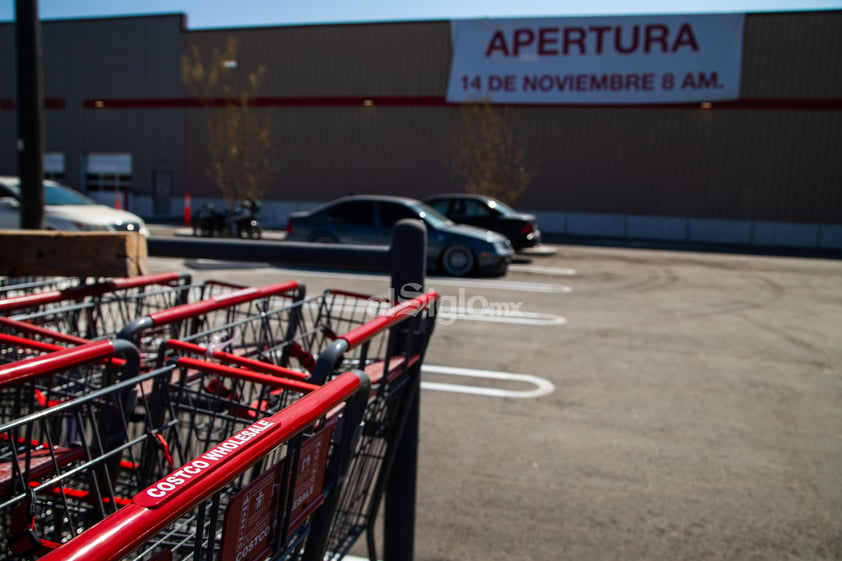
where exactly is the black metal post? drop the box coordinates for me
[384,219,427,561]
[15,0,45,229]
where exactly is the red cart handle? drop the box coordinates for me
[0,339,139,389]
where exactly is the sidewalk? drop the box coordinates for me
[148,223,286,240]
[148,224,558,257]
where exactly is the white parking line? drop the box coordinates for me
[509,264,577,276]
[429,277,571,293]
[421,365,555,399]
[436,308,566,326]
[151,258,573,294]
[295,269,573,294]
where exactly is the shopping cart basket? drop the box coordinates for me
[0,272,193,315]
[0,320,94,365]
[32,369,371,561]
[151,287,441,561]
[0,339,145,559]
[0,278,82,300]
[25,288,438,561]
[117,280,306,368]
[0,274,267,366]
[0,338,367,561]
[130,288,387,376]
[143,288,434,380]
[0,272,253,342]
[304,291,439,561]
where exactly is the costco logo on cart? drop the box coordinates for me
[446,14,745,104]
[136,419,275,507]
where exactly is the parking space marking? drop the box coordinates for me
[509,264,578,276]
[421,365,555,399]
[437,308,566,326]
[150,258,572,293]
[429,277,571,293]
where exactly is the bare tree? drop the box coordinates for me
[181,37,274,205]
[449,99,531,206]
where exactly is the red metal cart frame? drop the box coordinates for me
[0,273,263,343]
[34,370,371,561]
[19,289,438,561]
[2,216,435,561]
[0,341,369,561]
[117,280,306,368]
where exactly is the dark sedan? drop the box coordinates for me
[285,195,513,277]
[423,194,542,250]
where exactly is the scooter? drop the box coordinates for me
[191,200,263,239]
[224,199,263,239]
[191,203,226,237]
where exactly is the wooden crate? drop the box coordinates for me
[0,230,148,277]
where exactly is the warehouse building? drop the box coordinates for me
[0,10,840,248]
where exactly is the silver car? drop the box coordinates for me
[0,176,149,236]
[285,195,513,276]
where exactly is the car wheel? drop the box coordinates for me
[238,220,262,240]
[198,221,214,237]
[441,244,475,277]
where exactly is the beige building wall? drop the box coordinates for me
[2,11,840,246]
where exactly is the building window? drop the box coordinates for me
[84,172,132,193]
[83,153,133,208]
[43,152,65,181]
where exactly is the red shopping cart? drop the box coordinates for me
[2,213,434,561]
[303,291,439,561]
[26,367,371,561]
[0,278,82,300]
[0,340,145,559]
[0,278,305,369]
[0,339,370,561]
[0,272,257,342]
[21,288,438,561]
[0,320,95,365]
[140,287,433,380]
[116,280,306,368]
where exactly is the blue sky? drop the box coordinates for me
[1,0,840,28]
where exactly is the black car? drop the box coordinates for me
[424,194,542,250]
[285,195,514,277]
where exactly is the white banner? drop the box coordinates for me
[447,14,745,104]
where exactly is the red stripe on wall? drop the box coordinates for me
[80,96,447,109]
[3,96,840,111]
[79,97,842,110]
[0,97,66,110]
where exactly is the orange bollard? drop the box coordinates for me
[114,192,122,209]
[184,193,192,225]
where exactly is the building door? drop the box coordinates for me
[153,170,173,216]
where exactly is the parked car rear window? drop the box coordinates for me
[460,199,495,218]
[326,200,374,225]
[414,203,453,228]
[426,199,449,214]
[380,202,420,227]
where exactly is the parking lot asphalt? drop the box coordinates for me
[145,229,842,561]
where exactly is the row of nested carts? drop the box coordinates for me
[0,271,439,561]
